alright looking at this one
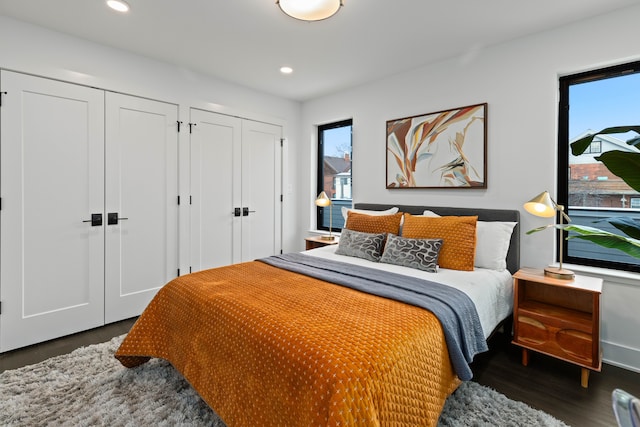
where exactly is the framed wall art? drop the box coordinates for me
[386,103,487,189]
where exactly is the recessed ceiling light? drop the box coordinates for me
[277,0,343,22]
[280,66,293,74]
[106,0,130,13]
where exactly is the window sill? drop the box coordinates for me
[557,263,640,287]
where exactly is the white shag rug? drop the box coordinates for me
[0,335,569,426]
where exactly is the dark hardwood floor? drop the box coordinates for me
[472,332,640,427]
[0,318,137,372]
[1,322,638,426]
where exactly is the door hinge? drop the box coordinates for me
[190,195,193,205]
[280,138,284,147]
[280,194,283,202]
[189,266,192,274]
[280,249,283,254]
[177,195,181,205]
[0,301,2,314]
[177,121,183,132]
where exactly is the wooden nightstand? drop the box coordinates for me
[511,267,603,388]
[305,236,339,250]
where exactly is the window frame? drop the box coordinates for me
[316,119,353,232]
[557,60,640,273]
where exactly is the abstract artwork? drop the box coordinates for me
[386,103,487,188]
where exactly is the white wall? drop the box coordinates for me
[299,4,640,371]
[0,15,302,268]
[2,6,639,372]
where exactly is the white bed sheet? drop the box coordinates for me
[304,245,513,339]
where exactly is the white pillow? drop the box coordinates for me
[421,210,441,217]
[475,221,517,271]
[342,206,399,221]
[423,210,516,271]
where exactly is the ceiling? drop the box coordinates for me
[1,0,638,101]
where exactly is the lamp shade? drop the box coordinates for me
[315,191,332,207]
[277,0,343,21]
[524,191,556,218]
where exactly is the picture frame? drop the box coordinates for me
[386,103,487,189]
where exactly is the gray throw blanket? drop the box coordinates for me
[259,253,487,381]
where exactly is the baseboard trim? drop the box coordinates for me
[602,339,640,373]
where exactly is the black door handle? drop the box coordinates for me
[242,207,256,216]
[233,207,241,217]
[82,213,103,226]
[107,212,129,225]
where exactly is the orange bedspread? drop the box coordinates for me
[115,260,461,426]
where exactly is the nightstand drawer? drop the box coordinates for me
[514,315,594,365]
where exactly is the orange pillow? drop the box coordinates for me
[345,211,403,235]
[402,213,478,271]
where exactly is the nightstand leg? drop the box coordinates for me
[521,348,529,366]
[581,368,590,388]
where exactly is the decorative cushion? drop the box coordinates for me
[402,213,477,271]
[423,210,515,272]
[341,206,399,221]
[379,234,443,273]
[345,211,403,235]
[335,229,386,262]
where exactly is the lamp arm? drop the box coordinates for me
[549,195,572,224]
[557,206,571,224]
[558,208,565,272]
[548,196,570,270]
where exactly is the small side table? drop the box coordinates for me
[511,267,603,388]
[305,236,339,250]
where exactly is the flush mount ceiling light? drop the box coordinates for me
[106,0,130,13]
[277,0,343,22]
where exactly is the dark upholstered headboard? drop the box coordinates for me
[354,203,520,274]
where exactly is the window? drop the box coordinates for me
[584,140,601,154]
[558,61,640,272]
[317,119,352,232]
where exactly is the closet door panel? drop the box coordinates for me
[189,109,241,271]
[241,120,282,262]
[104,93,179,323]
[0,71,105,352]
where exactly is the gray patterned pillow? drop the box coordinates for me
[335,229,386,262]
[379,234,443,272]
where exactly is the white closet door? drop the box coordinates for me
[0,71,105,352]
[189,109,242,271]
[241,120,282,262]
[104,93,179,323]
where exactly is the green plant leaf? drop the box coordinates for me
[525,224,561,235]
[594,216,640,239]
[564,224,640,258]
[594,151,640,193]
[570,126,640,155]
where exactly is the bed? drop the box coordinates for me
[115,203,520,426]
